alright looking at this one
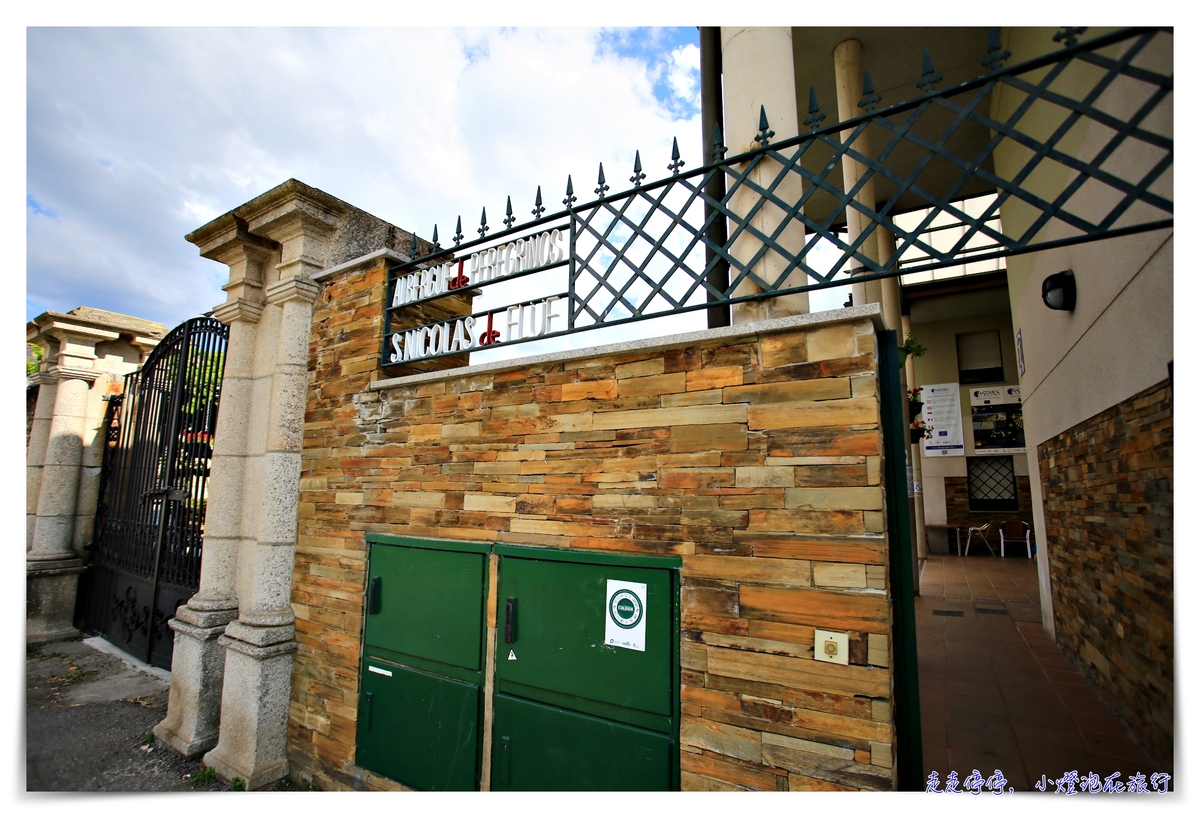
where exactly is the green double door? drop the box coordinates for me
[356,536,679,791]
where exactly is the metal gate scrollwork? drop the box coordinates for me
[86,316,228,669]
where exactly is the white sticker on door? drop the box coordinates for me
[604,579,647,652]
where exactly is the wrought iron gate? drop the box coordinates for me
[86,316,228,669]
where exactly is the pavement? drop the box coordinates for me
[25,636,301,792]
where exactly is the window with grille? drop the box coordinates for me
[957,331,1004,384]
[967,456,1018,512]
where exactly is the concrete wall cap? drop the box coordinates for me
[312,248,410,281]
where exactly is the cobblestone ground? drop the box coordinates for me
[25,638,305,792]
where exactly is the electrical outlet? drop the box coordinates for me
[814,628,849,665]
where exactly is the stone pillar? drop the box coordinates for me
[27,367,93,642]
[27,373,59,552]
[721,27,809,323]
[833,38,884,309]
[156,245,272,758]
[26,309,165,644]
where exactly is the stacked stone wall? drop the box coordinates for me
[289,263,900,791]
[1039,379,1173,771]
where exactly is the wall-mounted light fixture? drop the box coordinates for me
[1041,270,1076,311]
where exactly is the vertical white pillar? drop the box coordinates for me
[721,27,809,323]
[27,374,59,551]
[157,247,271,759]
[833,39,884,308]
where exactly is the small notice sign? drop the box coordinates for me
[605,579,647,652]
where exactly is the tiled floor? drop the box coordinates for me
[916,553,1157,790]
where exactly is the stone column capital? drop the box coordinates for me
[212,298,265,326]
[265,277,320,306]
[45,365,98,384]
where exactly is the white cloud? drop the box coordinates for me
[27,27,702,328]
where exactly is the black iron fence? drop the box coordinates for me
[383,27,1172,367]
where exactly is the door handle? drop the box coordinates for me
[368,577,382,615]
[504,597,517,643]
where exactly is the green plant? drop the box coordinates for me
[191,766,216,788]
[26,343,43,376]
[143,731,155,746]
[901,335,928,358]
[230,778,246,791]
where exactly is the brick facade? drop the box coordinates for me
[288,260,900,791]
[1039,379,1173,771]
[944,473,1035,548]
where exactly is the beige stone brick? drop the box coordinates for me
[687,367,743,391]
[863,511,884,532]
[806,324,857,362]
[865,565,886,590]
[663,389,723,407]
[747,398,877,430]
[735,466,794,488]
[593,403,747,430]
[680,718,762,763]
[614,358,664,380]
[391,491,447,508]
[865,456,880,486]
[335,492,363,505]
[618,372,687,397]
[870,742,893,768]
[761,332,807,368]
[591,494,658,509]
[762,732,855,761]
[681,643,708,671]
[785,487,883,511]
[850,375,877,398]
[441,421,481,440]
[725,379,851,405]
[670,423,747,453]
[682,555,811,588]
[813,562,867,588]
[408,423,441,442]
[463,494,516,513]
[561,379,618,401]
[871,699,890,722]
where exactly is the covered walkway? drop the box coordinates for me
[916,554,1158,790]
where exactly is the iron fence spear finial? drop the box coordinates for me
[630,151,646,187]
[532,186,545,219]
[668,137,685,174]
[710,122,727,162]
[858,69,882,113]
[804,87,825,131]
[478,207,489,238]
[917,48,943,93]
[504,196,515,230]
[431,224,440,251]
[595,163,609,196]
[982,27,1011,72]
[453,216,463,246]
[563,175,577,208]
[1053,27,1087,48]
[754,105,774,146]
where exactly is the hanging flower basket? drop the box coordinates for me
[910,419,933,445]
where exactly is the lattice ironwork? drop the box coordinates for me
[87,316,228,669]
[385,27,1172,366]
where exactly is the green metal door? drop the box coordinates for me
[355,536,489,790]
[491,547,679,790]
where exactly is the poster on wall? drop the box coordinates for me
[920,383,964,457]
[970,385,1025,454]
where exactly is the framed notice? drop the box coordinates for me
[921,383,964,457]
[970,385,1025,454]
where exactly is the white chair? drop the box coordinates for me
[964,521,994,556]
[999,519,1032,558]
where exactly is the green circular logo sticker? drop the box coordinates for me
[608,589,643,629]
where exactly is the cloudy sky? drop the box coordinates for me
[25,25,718,328]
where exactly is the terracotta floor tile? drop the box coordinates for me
[949,710,1015,740]
[946,692,1009,718]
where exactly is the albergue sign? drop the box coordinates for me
[385,228,567,365]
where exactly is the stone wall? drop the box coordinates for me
[288,261,900,791]
[1038,378,1173,771]
[943,474,1035,548]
